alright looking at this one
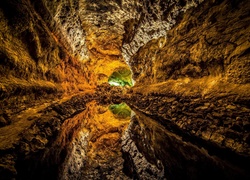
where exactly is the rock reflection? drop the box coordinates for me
[40,101,248,180]
[57,101,130,179]
[122,110,248,180]
[109,102,132,119]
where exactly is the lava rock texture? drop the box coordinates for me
[0,0,250,179]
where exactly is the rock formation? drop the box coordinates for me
[0,0,249,179]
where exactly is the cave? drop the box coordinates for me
[0,0,250,179]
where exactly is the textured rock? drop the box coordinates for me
[0,0,249,179]
[0,93,89,179]
[127,84,250,156]
[20,101,131,180]
[0,0,94,116]
[121,116,165,179]
[122,0,205,64]
[124,0,250,175]
[130,0,250,84]
[122,110,249,180]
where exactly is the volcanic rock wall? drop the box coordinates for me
[0,0,250,179]
[126,0,250,174]
[0,0,95,119]
[0,0,205,116]
[129,0,250,84]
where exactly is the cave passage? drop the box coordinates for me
[0,0,250,179]
[108,68,133,87]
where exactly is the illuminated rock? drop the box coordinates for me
[0,0,249,179]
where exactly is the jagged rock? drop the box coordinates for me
[0,0,249,179]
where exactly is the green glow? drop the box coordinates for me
[108,68,133,87]
[109,103,132,119]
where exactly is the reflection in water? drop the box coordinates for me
[42,101,248,180]
[57,101,131,179]
[122,110,248,180]
[109,103,132,119]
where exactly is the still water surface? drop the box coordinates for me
[53,101,244,179]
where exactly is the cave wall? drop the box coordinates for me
[0,0,214,116]
[0,0,96,118]
[129,0,250,84]
[121,0,205,64]
[1,0,249,112]
[0,0,250,179]
[125,0,250,171]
